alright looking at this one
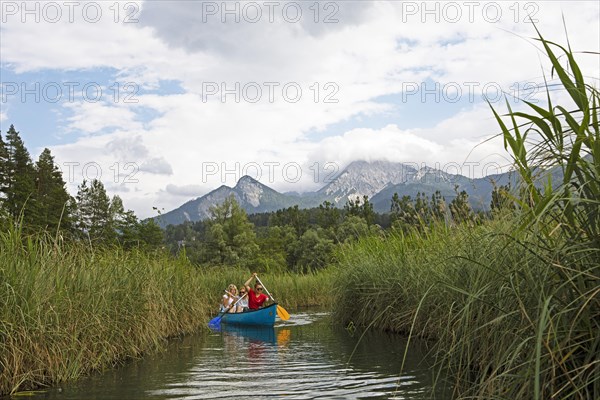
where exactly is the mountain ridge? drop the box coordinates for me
[154,160,516,227]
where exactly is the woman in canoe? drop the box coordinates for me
[221,283,238,313]
[244,272,269,310]
[236,285,249,312]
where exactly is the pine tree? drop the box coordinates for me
[137,219,164,249]
[75,179,115,243]
[109,195,142,247]
[4,125,36,222]
[0,132,8,227]
[390,193,418,230]
[34,148,73,231]
[317,200,341,231]
[344,195,375,226]
[450,186,474,224]
[0,131,9,200]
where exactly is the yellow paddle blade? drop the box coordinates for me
[276,305,290,321]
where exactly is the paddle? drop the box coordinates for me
[255,275,290,321]
[208,292,247,329]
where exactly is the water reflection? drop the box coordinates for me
[27,311,450,400]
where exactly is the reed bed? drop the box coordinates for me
[0,226,332,395]
[333,29,599,399]
[0,227,208,395]
[334,216,599,398]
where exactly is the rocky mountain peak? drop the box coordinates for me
[154,159,512,227]
[234,175,265,207]
[319,160,418,203]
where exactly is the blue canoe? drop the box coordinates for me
[221,303,278,327]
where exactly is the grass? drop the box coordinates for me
[332,28,599,399]
[334,216,599,398]
[0,225,332,396]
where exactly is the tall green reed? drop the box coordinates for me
[0,225,332,395]
[334,28,599,399]
[487,27,599,399]
[0,225,210,395]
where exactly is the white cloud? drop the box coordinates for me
[165,184,205,197]
[64,102,143,134]
[1,1,598,216]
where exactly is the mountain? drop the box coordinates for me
[370,171,518,213]
[318,160,418,204]
[155,176,309,227]
[322,160,516,212]
[154,160,525,228]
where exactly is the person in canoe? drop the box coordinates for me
[236,285,249,312]
[244,272,269,310]
[221,283,238,313]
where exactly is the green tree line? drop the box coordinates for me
[163,184,515,272]
[1,123,515,263]
[0,124,162,249]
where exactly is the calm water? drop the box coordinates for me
[28,311,450,399]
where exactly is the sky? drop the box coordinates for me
[1,0,599,218]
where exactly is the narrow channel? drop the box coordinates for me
[29,311,450,399]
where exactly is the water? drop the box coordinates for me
[28,311,450,399]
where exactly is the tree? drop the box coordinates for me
[450,186,474,224]
[109,195,144,248]
[344,195,375,226]
[431,190,448,221]
[270,205,308,237]
[490,184,516,213]
[317,200,341,231]
[255,225,296,273]
[290,228,334,273]
[205,195,258,266]
[337,215,371,243]
[414,191,432,224]
[0,131,8,202]
[0,132,9,228]
[75,179,115,243]
[33,148,73,231]
[3,124,36,222]
[390,193,417,230]
[137,219,164,249]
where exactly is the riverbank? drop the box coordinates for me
[333,30,599,399]
[0,226,332,396]
[332,214,598,399]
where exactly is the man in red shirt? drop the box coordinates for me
[244,272,269,310]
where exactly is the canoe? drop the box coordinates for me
[221,303,277,327]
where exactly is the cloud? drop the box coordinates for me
[140,157,173,175]
[165,184,204,197]
[106,134,150,160]
[0,112,6,122]
[65,102,143,135]
[304,104,512,181]
[1,1,598,217]
[139,1,375,55]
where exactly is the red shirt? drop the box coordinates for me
[248,289,268,310]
